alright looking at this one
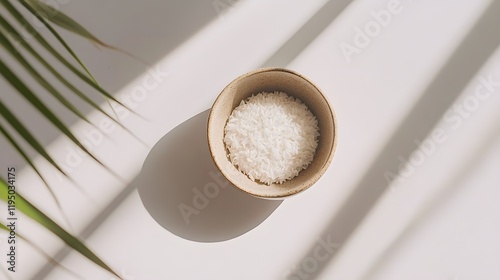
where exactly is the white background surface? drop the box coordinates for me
[0,0,499,279]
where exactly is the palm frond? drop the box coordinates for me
[23,0,113,48]
[0,29,90,123]
[0,12,138,134]
[0,100,67,175]
[0,223,84,280]
[0,122,72,229]
[0,1,135,277]
[0,179,121,279]
[0,59,128,182]
[0,0,131,109]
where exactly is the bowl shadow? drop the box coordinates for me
[138,110,283,242]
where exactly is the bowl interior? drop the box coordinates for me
[208,68,336,199]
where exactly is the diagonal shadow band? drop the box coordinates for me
[261,0,353,68]
[138,110,282,242]
[31,2,349,277]
[292,1,500,279]
[30,1,347,278]
[136,0,354,243]
[2,0,243,173]
[361,125,500,279]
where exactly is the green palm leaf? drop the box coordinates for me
[0,122,72,229]
[0,100,66,175]
[0,59,126,181]
[0,223,84,280]
[0,13,142,138]
[0,1,137,277]
[22,0,150,67]
[0,179,121,279]
[20,0,101,83]
[23,0,108,46]
[0,59,99,162]
[0,0,131,110]
[0,12,115,121]
[0,29,90,124]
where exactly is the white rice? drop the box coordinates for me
[224,91,319,185]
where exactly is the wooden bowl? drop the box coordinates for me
[207,68,337,199]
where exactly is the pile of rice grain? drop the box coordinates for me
[224,91,319,185]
